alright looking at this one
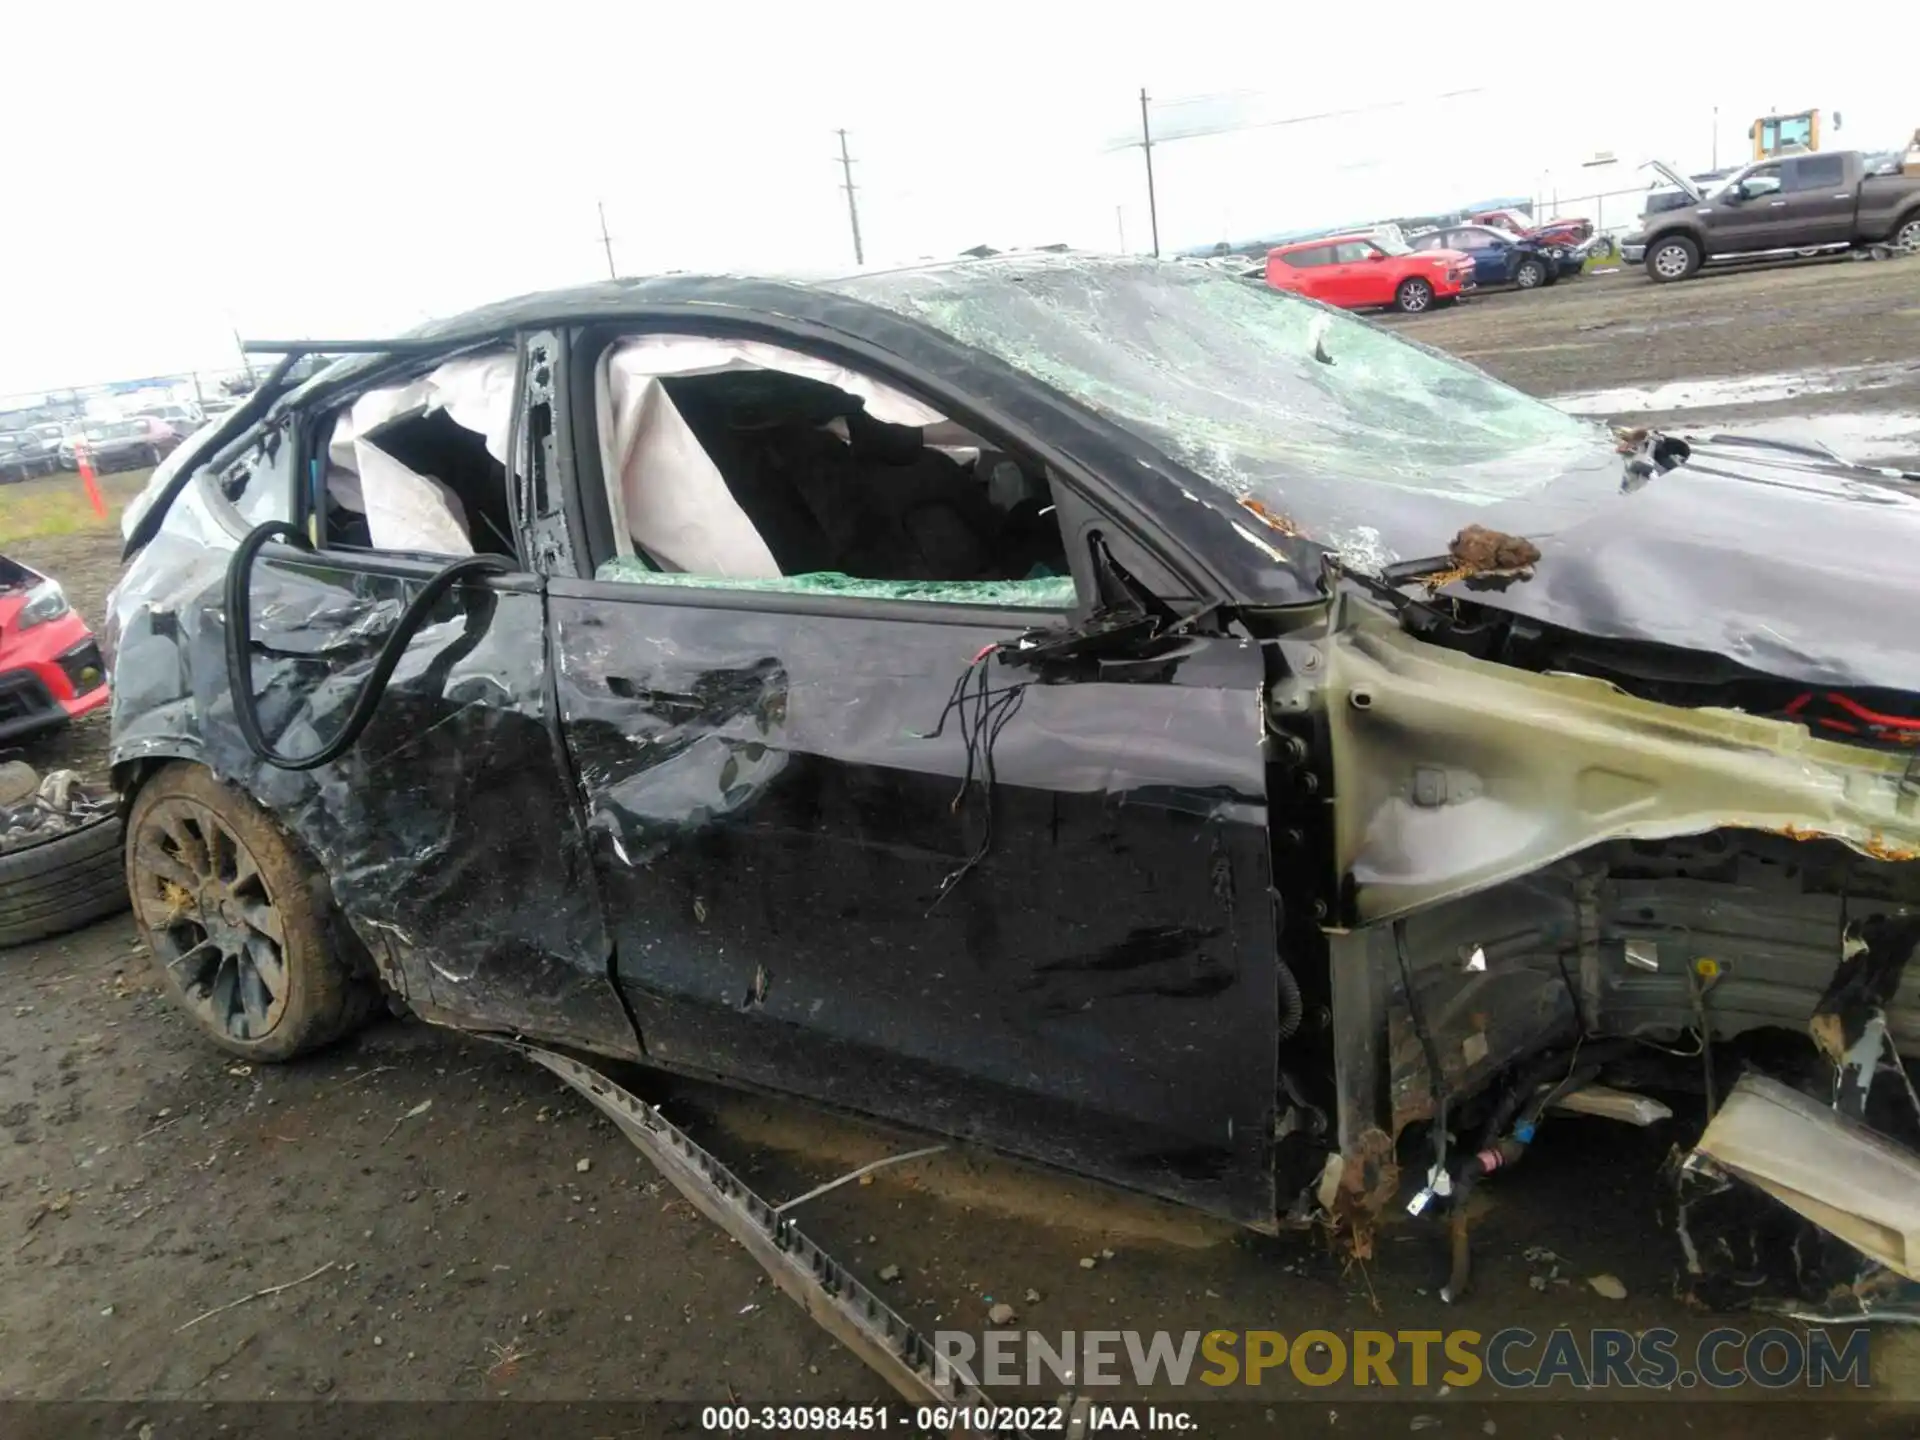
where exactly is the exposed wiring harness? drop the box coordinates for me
[223,520,511,771]
[1439,1037,1637,1303]
[920,642,1028,906]
[1784,690,1920,746]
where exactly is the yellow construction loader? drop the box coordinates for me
[1751,109,1823,160]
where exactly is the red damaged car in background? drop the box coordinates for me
[1468,206,1602,254]
[1,556,126,952]
[1265,232,1473,313]
[0,554,109,743]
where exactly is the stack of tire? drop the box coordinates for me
[0,762,129,948]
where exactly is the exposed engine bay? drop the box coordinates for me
[1288,546,1920,1315]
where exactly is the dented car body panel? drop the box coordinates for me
[549,581,1286,1221]
[105,255,1920,1237]
[110,471,636,1059]
[1336,434,1920,693]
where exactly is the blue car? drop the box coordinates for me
[1410,223,1564,290]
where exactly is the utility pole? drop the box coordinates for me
[597,201,617,279]
[1711,106,1719,170]
[1138,88,1161,258]
[836,129,865,266]
[1116,205,1127,254]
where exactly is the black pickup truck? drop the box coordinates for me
[1623,150,1920,282]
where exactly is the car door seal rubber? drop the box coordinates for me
[488,1036,1082,1438]
[224,520,513,770]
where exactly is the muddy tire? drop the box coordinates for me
[0,816,130,949]
[126,762,376,1061]
[1646,235,1700,283]
[1394,276,1435,314]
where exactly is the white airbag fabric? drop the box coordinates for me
[325,352,516,556]
[597,335,948,579]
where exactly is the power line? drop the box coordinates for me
[1138,88,1160,258]
[836,129,865,266]
[597,200,617,279]
[1109,85,1488,151]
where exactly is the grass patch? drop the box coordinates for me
[0,469,152,542]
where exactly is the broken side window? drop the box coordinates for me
[586,334,1075,609]
[318,349,518,561]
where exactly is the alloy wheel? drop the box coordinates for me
[1897,218,1920,255]
[130,795,290,1043]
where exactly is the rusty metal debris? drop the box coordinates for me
[1238,496,1306,539]
[1390,524,1542,593]
[0,765,114,852]
[1318,1127,1398,1262]
[1763,823,1920,864]
[1446,524,1540,574]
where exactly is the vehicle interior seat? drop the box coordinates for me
[661,371,1054,584]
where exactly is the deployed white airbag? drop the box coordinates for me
[597,335,948,579]
[326,351,516,556]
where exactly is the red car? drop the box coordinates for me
[1265,233,1474,314]
[1469,208,1593,249]
[0,555,109,743]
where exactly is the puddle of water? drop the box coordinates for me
[1551,360,1917,416]
[1682,412,1920,466]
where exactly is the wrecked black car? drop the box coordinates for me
[105,256,1920,1273]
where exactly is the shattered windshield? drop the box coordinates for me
[833,258,1605,548]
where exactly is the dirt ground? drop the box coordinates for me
[5,260,1920,1434]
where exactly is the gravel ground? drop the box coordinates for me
[4,259,1920,1432]
[1384,255,1920,466]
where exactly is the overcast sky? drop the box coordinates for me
[2,2,1913,399]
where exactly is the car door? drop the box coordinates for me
[541,329,1286,1224]
[1450,228,1505,285]
[1705,163,1786,251]
[1474,228,1519,284]
[1778,154,1855,246]
[1332,241,1394,305]
[1312,244,1358,306]
[225,350,639,1061]
[1284,244,1336,302]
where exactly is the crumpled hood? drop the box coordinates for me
[1321,434,1920,694]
